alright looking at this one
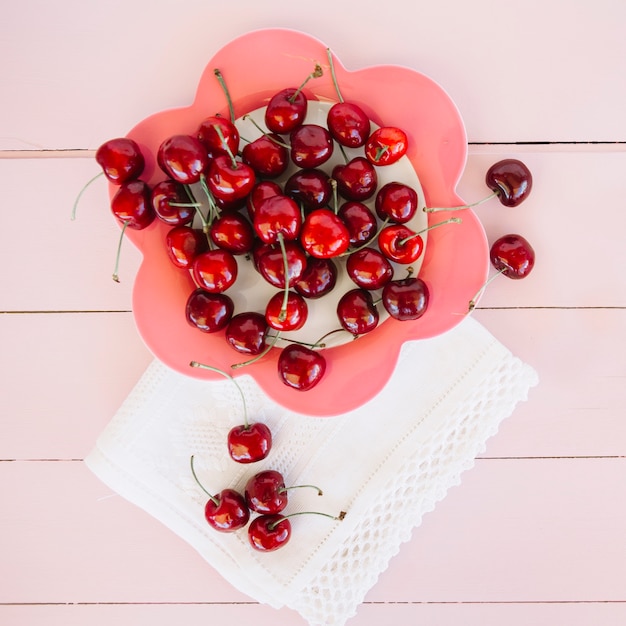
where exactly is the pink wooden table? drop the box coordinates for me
[2,2,625,624]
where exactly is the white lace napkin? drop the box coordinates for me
[85,316,538,625]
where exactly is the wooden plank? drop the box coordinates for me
[1,1,625,149]
[1,601,626,626]
[1,458,624,605]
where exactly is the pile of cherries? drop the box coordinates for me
[188,367,345,552]
[88,54,536,393]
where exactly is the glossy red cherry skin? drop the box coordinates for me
[375,182,418,223]
[278,344,326,391]
[265,291,308,332]
[290,124,334,169]
[96,137,145,184]
[300,209,350,259]
[346,248,394,290]
[486,159,533,207]
[210,213,255,255]
[192,249,238,293]
[256,241,307,288]
[242,133,289,178]
[377,224,424,264]
[207,155,256,203]
[382,276,429,321]
[338,201,378,246]
[248,514,291,551]
[364,126,408,166]
[246,181,282,221]
[295,257,338,299]
[196,115,240,160]
[225,312,268,355]
[157,134,209,184]
[166,225,208,269]
[332,157,378,201]
[151,179,194,226]
[327,102,371,148]
[253,195,303,244]
[284,169,332,212]
[337,288,379,335]
[185,288,234,333]
[204,489,250,532]
[110,180,155,229]
[489,234,536,278]
[244,470,287,514]
[227,423,272,464]
[265,88,307,134]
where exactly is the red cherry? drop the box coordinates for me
[110,180,155,230]
[336,288,379,335]
[375,181,418,223]
[95,137,145,184]
[486,159,533,207]
[346,247,394,290]
[225,312,269,355]
[207,154,256,203]
[210,212,255,255]
[289,124,334,169]
[337,201,378,246]
[265,291,308,332]
[327,102,371,148]
[284,169,332,212]
[277,344,326,391]
[157,134,209,184]
[241,133,289,178]
[332,157,378,201]
[189,456,249,532]
[196,115,240,160]
[364,126,408,166]
[248,514,292,551]
[377,224,424,264]
[253,195,302,244]
[244,470,323,514]
[256,241,307,289]
[166,225,209,269]
[227,422,273,464]
[192,249,238,293]
[151,179,194,226]
[246,181,282,221]
[185,288,234,333]
[489,234,536,279]
[382,274,429,321]
[295,257,338,299]
[300,209,350,259]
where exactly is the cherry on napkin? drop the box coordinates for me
[85,316,538,625]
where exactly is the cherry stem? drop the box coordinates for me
[339,217,391,257]
[289,64,324,103]
[268,509,346,531]
[231,331,281,370]
[277,233,290,322]
[189,455,220,506]
[329,178,339,214]
[398,217,462,246]
[424,192,498,213]
[468,268,507,311]
[185,183,213,241]
[242,115,291,148]
[279,484,324,497]
[266,334,324,349]
[213,69,235,124]
[326,47,344,103]
[71,171,104,220]
[189,361,249,428]
[111,220,130,283]
[314,327,354,347]
[213,124,239,170]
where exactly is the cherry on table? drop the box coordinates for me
[189,455,249,532]
[489,233,536,279]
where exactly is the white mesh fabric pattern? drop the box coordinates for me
[85,317,538,625]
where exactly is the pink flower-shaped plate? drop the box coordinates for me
[113,28,488,417]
